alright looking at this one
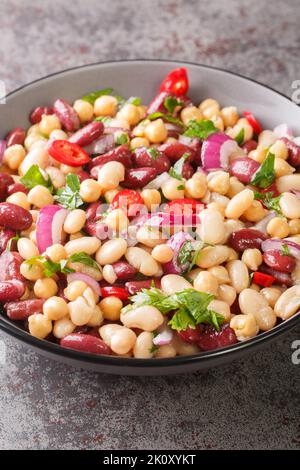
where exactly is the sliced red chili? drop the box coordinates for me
[166,198,206,215]
[48,140,91,167]
[252,271,275,287]
[243,111,263,135]
[111,189,144,218]
[101,286,129,300]
[159,68,189,96]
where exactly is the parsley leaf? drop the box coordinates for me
[254,191,282,215]
[115,133,129,145]
[148,148,159,160]
[127,96,141,106]
[177,184,185,190]
[94,116,112,124]
[169,153,189,180]
[130,286,179,314]
[81,88,114,105]
[68,252,101,272]
[235,128,245,145]
[251,152,276,189]
[281,244,291,256]
[147,112,184,127]
[55,174,83,210]
[20,165,53,193]
[168,307,193,331]
[25,256,74,278]
[178,241,194,265]
[184,119,218,140]
[6,233,20,252]
[164,96,184,114]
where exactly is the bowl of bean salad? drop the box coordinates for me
[0,60,300,375]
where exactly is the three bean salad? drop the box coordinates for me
[1,67,300,359]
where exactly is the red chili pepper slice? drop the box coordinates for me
[166,198,206,215]
[111,189,144,218]
[252,271,275,287]
[101,286,129,300]
[243,111,263,135]
[48,140,91,167]
[159,68,189,96]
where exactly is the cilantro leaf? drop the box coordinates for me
[178,241,194,265]
[235,128,245,145]
[127,96,141,106]
[147,112,184,127]
[168,307,194,331]
[94,116,112,124]
[177,184,185,190]
[68,252,101,272]
[115,133,129,145]
[6,233,20,252]
[168,153,189,180]
[81,88,114,105]
[164,96,184,114]
[254,191,282,215]
[20,165,53,193]
[251,152,276,189]
[281,244,291,256]
[148,148,159,160]
[55,174,83,210]
[184,119,218,140]
[25,256,74,278]
[130,286,179,314]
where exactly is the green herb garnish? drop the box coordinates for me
[94,116,112,124]
[147,112,184,127]
[115,133,129,145]
[164,96,184,114]
[82,88,114,105]
[178,241,194,265]
[281,244,291,256]
[168,152,189,180]
[184,119,218,140]
[251,152,276,189]
[68,252,101,272]
[254,191,282,215]
[177,184,185,190]
[25,256,74,278]
[6,233,20,252]
[148,148,159,160]
[55,174,83,210]
[235,128,245,145]
[20,165,53,193]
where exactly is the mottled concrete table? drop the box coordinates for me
[0,0,300,450]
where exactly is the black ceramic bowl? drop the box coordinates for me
[1,60,300,375]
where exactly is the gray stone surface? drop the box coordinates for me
[0,0,300,450]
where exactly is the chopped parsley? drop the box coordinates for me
[184,119,218,140]
[25,252,100,278]
[251,152,276,189]
[115,133,129,145]
[20,165,53,193]
[6,233,20,252]
[147,112,184,127]
[168,152,189,180]
[68,252,101,272]
[254,191,282,215]
[148,148,159,160]
[235,128,245,145]
[281,244,291,256]
[81,88,114,105]
[55,174,83,210]
[164,96,184,114]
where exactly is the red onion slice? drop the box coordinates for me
[163,231,194,274]
[36,205,69,253]
[67,272,100,296]
[153,327,173,346]
[261,238,300,261]
[201,133,238,171]
[144,172,172,190]
[273,123,293,139]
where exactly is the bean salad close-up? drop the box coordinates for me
[1,66,300,360]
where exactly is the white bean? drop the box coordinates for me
[133,332,155,358]
[274,285,300,320]
[161,274,192,295]
[96,238,127,265]
[239,288,277,331]
[226,260,249,293]
[120,305,164,331]
[225,189,254,219]
[197,208,225,244]
[196,245,229,269]
[125,247,160,276]
[65,237,101,256]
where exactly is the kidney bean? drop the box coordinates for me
[228,228,267,252]
[29,106,54,124]
[84,134,115,156]
[0,202,33,231]
[259,264,292,287]
[77,170,90,182]
[263,250,296,273]
[281,137,300,167]
[261,182,280,197]
[159,141,195,163]
[197,324,238,351]
[68,121,104,147]
[182,161,194,179]
[189,139,202,167]
[0,173,14,201]
[7,182,28,196]
[0,228,17,254]
[123,167,157,188]
[112,261,138,280]
[85,202,109,239]
[60,333,111,355]
[0,251,24,282]
[0,280,25,302]
[6,128,25,147]
[5,299,45,320]
[88,144,133,170]
[53,98,80,132]
[125,279,161,295]
[177,325,204,344]
[242,139,258,154]
[147,91,170,114]
[0,140,6,163]
[229,157,260,183]
[132,147,171,174]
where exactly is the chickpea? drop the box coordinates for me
[208,266,230,284]
[49,129,68,141]
[6,192,30,210]
[274,158,294,177]
[155,344,177,358]
[260,287,282,308]
[96,238,127,265]
[17,238,39,260]
[34,278,58,299]
[228,118,253,142]
[225,188,254,219]
[193,271,218,295]
[267,216,290,238]
[120,305,164,332]
[24,134,47,152]
[161,177,184,200]
[86,306,103,328]
[110,328,136,355]
[117,103,141,126]
[226,176,244,198]
[151,244,173,263]
[141,188,161,210]
[98,161,125,191]
[20,261,43,281]
[221,106,239,128]
[289,219,300,235]
[28,314,52,339]
[230,314,258,341]
[27,124,41,135]
[102,264,117,284]
[43,296,69,320]
[207,171,230,195]
[243,201,266,222]
[68,296,94,326]
[45,166,66,189]
[269,139,288,160]
[185,172,207,199]
[248,145,268,164]
[65,236,101,256]
[258,130,276,148]
[63,209,86,234]
[94,95,118,117]
[199,98,220,119]
[99,296,123,321]
[217,284,237,306]
[130,137,149,149]
[144,119,167,143]
[132,120,149,137]
[60,164,80,174]
[180,106,203,126]
[133,331,155,359]
[45,244,67,263]
[3,144,26,170]
[27,185,53,208]
[78,178,101,203]
[241,248,263,271]
[68,261,102,281]
[206,201,225,216]
[136,226,165,248]
[53,317,76,339]
[73,99,94,123]
[39,114,61,136]
[211,115,224,131]
[64,280,87,301]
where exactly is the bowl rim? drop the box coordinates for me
[1,58,300,369]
